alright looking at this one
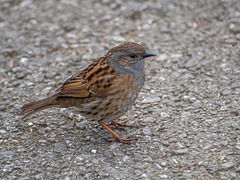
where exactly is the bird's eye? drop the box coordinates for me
[130,54,136,58]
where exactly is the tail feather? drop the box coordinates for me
[21,96,58,120]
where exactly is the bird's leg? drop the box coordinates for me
[99,122,136,143]
[104,121,132,129]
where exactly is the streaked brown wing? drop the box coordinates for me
[57,56,121,98]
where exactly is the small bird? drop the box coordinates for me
[21,42,156,143]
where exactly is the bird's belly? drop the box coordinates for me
[77,87,139,122]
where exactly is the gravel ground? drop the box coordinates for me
[0,0,240,179]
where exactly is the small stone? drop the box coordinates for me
[7,176,17,180]
[229,24,240,33]
[181,112,191,122]
[182,95,190,100]
[65,177,70,180]
[221,139,228,146]
[102,0,110,4]
[54,143,67,153]
[141,174,147,178]
[20,0,32,8]
[0,151,14,158]
[161,161,167,166]
[221,90,231,96]
[76,156,84,161]
[236,33,240,40]
[235,166,240,173]
[122,156,130,163]
[35,174,44,180]
[170,53,182,58]
[221,162,235,170]
[62,24,75,32]
[174,149,188,154]
[229,23,235,31]
[76,120,88,130]
[16,72,26,79]
[0,105,6,111]
[202,143,212,150]
[0,129,7,134]
[224,39,237,45]
[39,140,46,143]
[80,39,90,43]
[113,36,125,42]
[236,141,240,150]
[91,149,97,153]
[185,60,195,68]
[142,96,161,103]
[57,36,65,43]
[142,127,151,135]
[161,112,170,118]
[157,54,167,61]
[134,169,143,176]
[193,100,202,107]
[20,57,28,64]
[183,73,195,79]
[220,106,227,111]
[159,174,168,178]
[142,24,150,30]
[2,48,17,57]
[28,122,33,126]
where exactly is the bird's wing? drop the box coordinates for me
[56,56,127,98]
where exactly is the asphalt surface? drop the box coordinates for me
[0,0,239,179]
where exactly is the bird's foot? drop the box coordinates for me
[99,122,136,144]
[105,121,132,129]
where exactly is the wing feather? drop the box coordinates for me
[56,56,125,98]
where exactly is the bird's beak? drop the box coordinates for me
[143,52,156,58]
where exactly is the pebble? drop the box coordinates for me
[236,33,240,40]
[157,54,167,61]
[134,169,143,176]
[221,162,235,170]
[229,23,240,33]
[160,112,170,118]
[142,96,161,103]
[160,174,168,178]
[221,90,231,96]
[0,105,6,111]
[0,129,7,134]
[54,143,67,153]
[174,149,188,154]
[91,149,97,153]
[20,0,32,8]
[220,105,227,111]
[20,57,29,64]
[235,166,240,173]
[76,120,89,130]
[16,72,26,79]
[142,127,151,135]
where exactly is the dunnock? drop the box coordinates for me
[21,42,156,143]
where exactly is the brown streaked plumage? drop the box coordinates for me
[20,42,156,143]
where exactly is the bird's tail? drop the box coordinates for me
[20,95,58,120]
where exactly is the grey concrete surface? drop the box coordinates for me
[0,0,239,179]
